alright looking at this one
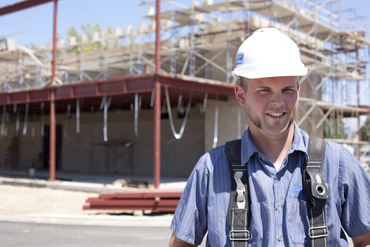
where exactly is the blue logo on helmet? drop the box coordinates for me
[236,53,244,66]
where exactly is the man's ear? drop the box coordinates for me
[235,84,246,106]
[296,82,300,96]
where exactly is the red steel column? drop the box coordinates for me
[49,89,56,181]
[153,0,161,188]
[49,0,58,180]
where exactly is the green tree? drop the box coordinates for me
[66,24,120,54]
[361,116,370,141]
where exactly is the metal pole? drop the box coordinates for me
[51,0,57,85]
[153,0,161,188]
[356,45,361,159]
[155,0,161,74]
[49,89,56,181]
[49,0,58,180]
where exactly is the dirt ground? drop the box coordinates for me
[0,184,99,215]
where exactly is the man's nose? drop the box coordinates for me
[270,92,284,106]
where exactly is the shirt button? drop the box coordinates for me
[278,236,283,241]
[275,206,279,211]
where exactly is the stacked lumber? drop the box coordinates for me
[83,188,183,212]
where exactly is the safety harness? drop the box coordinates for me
[225,136,329,247]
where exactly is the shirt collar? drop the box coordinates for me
[240,122,309,166]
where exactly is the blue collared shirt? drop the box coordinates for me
[171,123,370,246]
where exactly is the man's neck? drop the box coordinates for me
[250,125,295,171]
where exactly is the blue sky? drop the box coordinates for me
[1,0,369,134]
[1,0,369,47]
[0,0,369,106]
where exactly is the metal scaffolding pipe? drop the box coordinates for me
[51,0,58,85]
[356,45,362,159]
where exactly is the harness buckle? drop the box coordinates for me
[229,229,251,241]
[308,226,328,239]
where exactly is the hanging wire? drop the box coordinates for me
[31,122,35,139]
[199,93,208,114]
[150,89,155,108]
[76,99,80,134]
[1,105,6,136]
[177,94,183,111]
[164,86,192,140]
[40,103,44,137]
[15,111,20,137]
[134,93,139,138]
[22,103,29,135]
[212,97,219,148]
[102,96,110,142]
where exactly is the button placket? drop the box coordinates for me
[273,173,284,246]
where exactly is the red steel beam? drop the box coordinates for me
[0,75,156,105]
[0,75,233,106]
[0,0,54,16]
[160,74,235,96]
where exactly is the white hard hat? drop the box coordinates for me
[232,28,308,79]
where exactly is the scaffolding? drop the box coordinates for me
[0,0,369,156]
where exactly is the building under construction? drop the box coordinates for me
[0,0,369,187]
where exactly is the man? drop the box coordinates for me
[169,28,370,246]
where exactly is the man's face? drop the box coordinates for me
[235,76,300,138]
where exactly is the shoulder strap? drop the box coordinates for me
[226,136,329,247]
[225,139,251,247]
[304,136,329,247]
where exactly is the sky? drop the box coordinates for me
[0,0,369,107]
[1,0,369,47]
[1,0,369,136]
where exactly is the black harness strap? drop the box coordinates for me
[304,136,329,247]
[225,136,329,247]
[225,139,251,247]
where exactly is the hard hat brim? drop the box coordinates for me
[231,66,308,79]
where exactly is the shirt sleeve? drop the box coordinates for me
[170,153,210,245]
[338,145,370,237]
